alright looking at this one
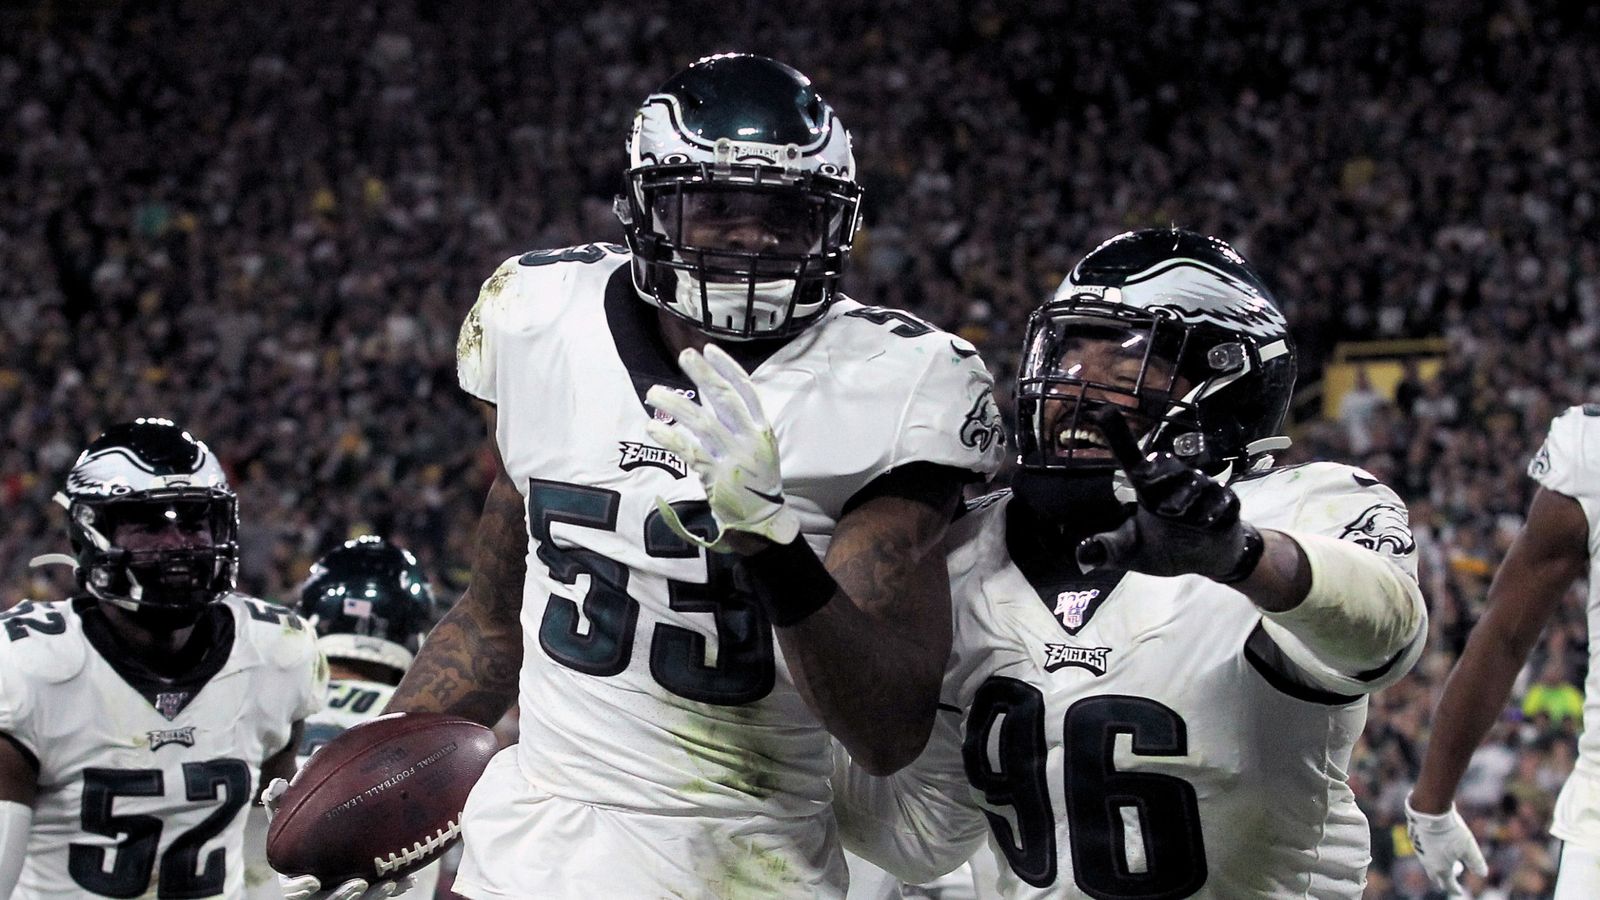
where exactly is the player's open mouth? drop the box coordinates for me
[1056,426,1111,457]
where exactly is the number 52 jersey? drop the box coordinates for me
[835,462,1426,899]
[0,594,326,899]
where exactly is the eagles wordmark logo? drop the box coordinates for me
[618,442,687,479]
[1044,644,1112,676]
[148,726,196,751]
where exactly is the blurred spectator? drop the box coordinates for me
[1341,367,1386,455]
[1520,660,1585,730]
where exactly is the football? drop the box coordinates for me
[267,711,499,884]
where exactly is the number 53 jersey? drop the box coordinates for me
[457,247,1003,821]
[835,462,1425,900]
[0,594,326,899]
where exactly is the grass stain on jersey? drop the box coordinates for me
[457,263,513,363]
[670,708,784,801]
[671,832,803,899]
[457,297,487,363]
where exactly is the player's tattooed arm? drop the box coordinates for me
[777,484,960,776]
[388,406,526,727]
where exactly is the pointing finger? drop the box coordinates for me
[1088,405,1150,477]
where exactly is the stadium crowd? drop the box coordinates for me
[2,0,1598,896]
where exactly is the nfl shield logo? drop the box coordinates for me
[154,691,190,721]
[1053,589,1100,630]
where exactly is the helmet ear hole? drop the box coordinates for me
[1207,342,1246,374]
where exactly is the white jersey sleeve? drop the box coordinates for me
[227,596,329,753]
[0,603,83,762]
[1531,404,1600,511]
[766,301,1006,521]
[458,246,629,406]
[832,709,989,883]
[457,255,521,404]
[1238,463,1426,696]
[887,330,1006,476]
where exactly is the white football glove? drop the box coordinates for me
[645,344,800,551]
[279,874,416,900]
[261,779,418,900]
[1404,793,1488,897]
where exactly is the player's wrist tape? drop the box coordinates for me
[1215,522,1266,584]
[742,538,837,627]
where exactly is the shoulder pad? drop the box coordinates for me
[1530,405,1600,497]
[223,594,320,671]
[458,246,630,403]
[0,601,88,684]
[1239,462,1415,562]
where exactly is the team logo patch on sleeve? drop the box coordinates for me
[1529,442,1552,479]
[147,726,196,750]
[618,442,687,479]
[1043,645,1112,676]
[1338,503,1416,556]
[959,388,1003,453]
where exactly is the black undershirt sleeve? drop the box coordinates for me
[840,461,977,520]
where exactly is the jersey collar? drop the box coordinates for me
[75,597,236,720]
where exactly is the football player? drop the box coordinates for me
[831,229,1429,898]
[289,536,441,898]
[269,53,1004,899]
[1407,405,1600,898]
[0,418,326,899]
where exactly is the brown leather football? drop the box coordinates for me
[266,712,498,883]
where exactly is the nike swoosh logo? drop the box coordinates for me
[951,341,979,359]
[751,487,786,505]
[1352,473,1379,487]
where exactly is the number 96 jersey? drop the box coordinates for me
[836,463,1424,900]
[0,595,325,899]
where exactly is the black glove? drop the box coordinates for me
[1074,407,1264,583]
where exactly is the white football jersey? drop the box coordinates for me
[455,245,1003,830]
[0,594,326,899]
[1529,405,1600,848]
[838,462,1424,900]
[298,674,441,898]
